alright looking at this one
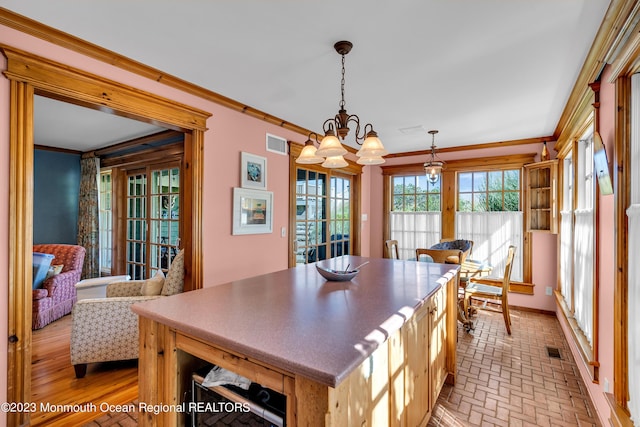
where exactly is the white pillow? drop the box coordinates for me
[140,270,165,296]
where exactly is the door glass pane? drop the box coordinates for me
[150,167,180,274]
[99,171,113,274]
[329,176,351,258]
[125,166,180,279]
[295,169,328,265]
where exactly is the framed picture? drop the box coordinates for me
[240,152,267,190]
[232,187,273,235]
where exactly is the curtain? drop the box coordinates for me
[571,137,595,345]
[390,212,441,260]
[573,208,594,343]
[77,155,100,279]
[628,205,640,422]
[559,211,573,305]
[560,156,573,306]
[455,211,523,281]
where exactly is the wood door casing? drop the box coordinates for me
[3,45,209,426]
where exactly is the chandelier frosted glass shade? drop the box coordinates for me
[322,155,349,168]
[356,132,388,159]
[315,133,347,157]
[296,140,324,164]
[357,156,385,165]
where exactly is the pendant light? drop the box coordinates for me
[424,130,444,184]
[296,41,387,168]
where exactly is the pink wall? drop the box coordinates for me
[366,144,558,312]
[596,64,616,410]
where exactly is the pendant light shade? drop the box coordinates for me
[426,161,444,184]
[357,155,385,166]
[356,131,388,158]
[322,155,349,169]
[296,139,324,164]
[315,129,347,158]
[423,130,444,184]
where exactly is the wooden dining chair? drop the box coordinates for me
[464,245,516,335]
[385,239,399,259]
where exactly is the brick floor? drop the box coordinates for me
[83,401,138,427]
[429,308,601,427]
[88,309,600,426]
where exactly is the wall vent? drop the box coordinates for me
[266,133,287,155]
[546,346,562,359]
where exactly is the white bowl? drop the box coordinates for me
[316,265,359,282]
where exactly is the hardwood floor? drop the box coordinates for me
[31,315,138,426]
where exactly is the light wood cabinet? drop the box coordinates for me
[405,303,431,426]
[430,284,448,406]
[524,160,558,233]
[395,283,448,427]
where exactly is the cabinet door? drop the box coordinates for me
[430,285,448,405]
[405,304,430,426]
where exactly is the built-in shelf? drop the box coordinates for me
[525,160,558,233]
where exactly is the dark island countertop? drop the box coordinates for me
[132,255,459,387]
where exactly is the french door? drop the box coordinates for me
[293,167,353,265]
[125,163,181,279]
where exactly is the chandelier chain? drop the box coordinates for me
[340,53,346,110]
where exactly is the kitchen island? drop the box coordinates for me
[132,255,459,426]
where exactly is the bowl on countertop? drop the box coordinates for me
[315,265,359,282]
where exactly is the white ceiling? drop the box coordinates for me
[2,0,611,153]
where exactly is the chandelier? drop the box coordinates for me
[296,41,388,168]
[424,130,444,184]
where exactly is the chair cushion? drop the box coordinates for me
[431,240,472,253]
[45,264,64,279]
[445,255,461,264]
[162,249,185,296]
[417,254,434,263]
[466,282,503,297]
[140,270,165,296]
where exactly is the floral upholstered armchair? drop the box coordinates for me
[70,249,185,378]
[32,244,86,330]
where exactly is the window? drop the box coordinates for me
[99,170,113,274]
[573,135,595,344]
[456,169,523,281]
[557,124,597,378]
[382,154,534,279]
[626,73,640,420]
[390,175,441,259]
[560,155,573,307]
[458,170,520,212]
